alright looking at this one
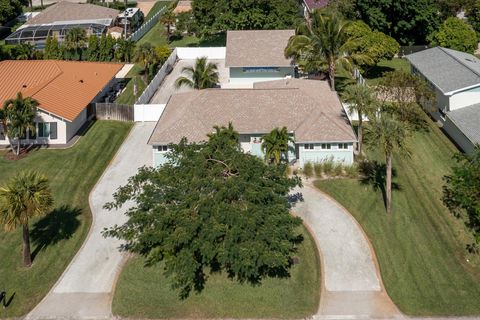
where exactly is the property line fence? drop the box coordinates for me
[135,48,178,104]
[92,103,134,121]
[128,6,167,42]
[353,67,366,86]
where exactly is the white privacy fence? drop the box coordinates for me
[128,6,167,42]
[134,104,166,122]
[176,47,226,60]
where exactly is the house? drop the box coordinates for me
[302,0,330,18]
[407,47,480,152]
[0,60,123,146]
[148,79,356,167]
[5,1,119,47]
[117,7,144,35]
[225,30,296,86]
[173,0,192,14]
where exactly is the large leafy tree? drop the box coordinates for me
[285,11,370,90]
[364,113,411,214]
[0,171,53,267]
[160,10,176,40]
[134,43,159,82]
[355,0,441,45]
[1,92,38,156]
[0,0,23,25]
[467,0,480,35]
[443,146,480,249]
[175,57,219,89]
[104,126,303,298]
[261,127,293,165]
[341,84,377,154]
[430,17,478,54]
[115,38,135,62]
[44,36,63,60]
[64,27,87,60]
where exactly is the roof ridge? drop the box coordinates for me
[439,47,480,77]
[23,61,63,98]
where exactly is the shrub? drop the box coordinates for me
[303,162,314,178]
[344,164,359,178]
[314,163,323,177]
[333,163,344,176]
[322,159,334,176]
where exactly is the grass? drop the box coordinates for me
[112,225,320,319]
[0,121,132,317]
[364,58,411,86]
[315,118,480,316]
[115,64,147,105]
[144,1,172,21]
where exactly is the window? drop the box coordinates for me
[38,123,50,138]
[304,143,314,150]
[157,145,168,152]
[321,143,331,150]
[338,143,349,150]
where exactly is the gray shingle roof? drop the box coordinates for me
[406,47,480,94]
[447,104,480,145]
[148,79,356,145]
[225,30,295,67]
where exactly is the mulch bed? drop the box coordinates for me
[2,146,35,161]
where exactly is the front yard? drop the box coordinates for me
[0,121,132,317]
[112,225,320,319]
[315,118,480,315]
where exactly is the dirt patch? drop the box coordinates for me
[2,146,37,161]
[136,1,156,16]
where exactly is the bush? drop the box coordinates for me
[344,164,359,178]
[303,162,314,178]
[314,163,323,177]
[333,163,344,176]
[322,159,334,176]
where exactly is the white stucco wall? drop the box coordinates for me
[449,86,480,111]
[176,47,226,60]
[298,143,354,167]
[443,116,476,153]
[66,109,87,142]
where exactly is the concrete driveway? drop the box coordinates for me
[26,122,156,320]
[292,182,402,319]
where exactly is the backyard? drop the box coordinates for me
[112,225,320,319]
[0,121,132,317]
[315,118,480,315]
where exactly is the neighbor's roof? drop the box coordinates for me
[447,103,480,145]
[0,60,123,122]
[304,0,330,12]
[173,0,192,14]
[225,30,295,67]
[148,79,356,145]
[23,1,119,27]
[406,47,480,94]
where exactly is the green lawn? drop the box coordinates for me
[364,58,411,86]
[115,64,147,105]
[144,1,172,21]
[315,118,480,315]
[112,225,320,319]
[0,121,132,317]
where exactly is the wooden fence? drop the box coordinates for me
[89,103,134,122]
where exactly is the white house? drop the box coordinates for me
[148,79,357,167]
[407,47,480,152]
[0,60,123,146]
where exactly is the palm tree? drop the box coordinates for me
[1,93,38,156]
[261,127,293,165]
[115,39,136,62]
[175,57,219,90]
[0,171,53,267]
[342,84,377,154]
[64,27,87,60]
[364,113,410,214]
[285,11,370,90]
[207,122,240,150]
[160,11,176,40]
[134,43,158,81]
[14,43,35,60]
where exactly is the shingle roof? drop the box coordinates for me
[304,0,330,12]
[148,79,356,145]
[0,60,123,121]
[225,30,295,67]
[23,1,119,26]
[447,104,480,145]
[406,47,480,94]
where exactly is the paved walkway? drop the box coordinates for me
[26,122,156,320]
[292,181,403,319]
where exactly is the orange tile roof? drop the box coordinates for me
[0,60,123,121]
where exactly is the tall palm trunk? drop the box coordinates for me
[22,224,32,267]
[357,115,363,154]
[328,58,335,91]
[16,138,21,156]
[386,153,392,214]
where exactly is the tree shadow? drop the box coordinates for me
[0,290,15,308]
[364,65,396,81]
[30,205,82,262]
[359,160,401,208]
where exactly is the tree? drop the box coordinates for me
[175,56,219,89]
[341,84,377,154]
[0,0,23,25]
[0,171,53,267]
[85,35,100,61]
[115,38,135,62]
[438,0,470,18]
[64,27,87,60]
[13,43,35,60]
[430,17,478,54]
[285,11,369,90]
[103,125,303,298]
[44,36,63,60]
[443,146,480,250]
[261,127,293,165]
[1,92,38,156]
[467,0,480,35]
[355,0,441,45]
[155,45,172,64]
[160,10,176,40]
[98,34,116,61]
[364,113,411,214]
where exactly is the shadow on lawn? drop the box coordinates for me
[30,205,82,262]
[359,160,400,209]
[364,65,396,81]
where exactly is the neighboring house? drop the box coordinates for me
[302,0,330,18]
[117,7,143,35]
[148,79,356,167]
[225,30,296,86]
[5,1,119,47]
[407,47,480,152]
[0,60,123,146]
[173,0,192,14]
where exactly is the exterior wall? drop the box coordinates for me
[449,86,480,111]
[66,108,87,142]
[443,116,476,153]
[153,149,169,167]
[229,66,295,84]
[298,143,354,167]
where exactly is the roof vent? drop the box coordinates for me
[79,79,84,83]
[22,84,27,88]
